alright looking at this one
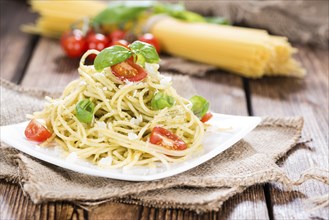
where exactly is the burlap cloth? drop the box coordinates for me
[1,77,328,212]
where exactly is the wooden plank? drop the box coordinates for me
[191,73,270,219]
[10,36,269,218]
[21,38,80,89]
[249,45,329,219]
[0,0,38,82]
[0,180,84,220]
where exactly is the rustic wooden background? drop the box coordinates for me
[1,0,328,219]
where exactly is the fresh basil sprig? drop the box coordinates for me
[93,2,153,25]
[94,41,160,72]
[153,3,205,23]
[130,41,160,64]
[75,99,95,123]
[94,46,132,72]
[151,92,175,110]
[189,95,209,118]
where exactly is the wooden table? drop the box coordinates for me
[1,1,328,219]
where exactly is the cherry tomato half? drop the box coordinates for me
[24,119,52,142]
[86,32,110,60]
[60,29,88,58]
[111,58,147,82]
[150,127,187,150]
[108,30,126,45]
[200,112,213,123]
[138,33,161,53]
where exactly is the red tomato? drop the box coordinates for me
[111,58,147,82]
[108,30,126,45]
[113,39,129,48]
[60,30,88,58]
[86,32,110,60]
[24,119,52,142]
[150,127,187,150]
[138,33,161,53]
[200,112,213,123]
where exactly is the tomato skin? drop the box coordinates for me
[111,59,147,82]
[60,30,88,58]
[86,32,110,60]
[150,127,187,150]
[200,112,213,123]
[108,30,126,45]
[113,39,129,48]
[24,119,52,142]
[138,33,161,53]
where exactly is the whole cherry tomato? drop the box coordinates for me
[60,29,87,58]
[150,127,187,150]
[113,39,129,48]
[108,30,126,45]
[138,33,161,53]
[86,32,110,59]
[25,119,52,142]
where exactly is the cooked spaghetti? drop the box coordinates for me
[31,50,205,169]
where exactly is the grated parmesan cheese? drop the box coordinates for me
[128,132,138,140]
[129,116,143,126]
[159,75,172,86]
[98,156,113,167]
[95,121,107,129]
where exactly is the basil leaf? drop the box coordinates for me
[129,41,160,64]
[153,2,185,14]
[189,95,209,118]
[151,92,175,110]
[75,99,95,123]
[94,46,132,72]
[135,54,146,67]
[172,11,206,23]
[93,2,153,25]
[154,3,205,23]
[205,16,230,25]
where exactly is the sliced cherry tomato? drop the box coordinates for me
[86,32,110,60]
[108,30,126,45]
[111,58,147,82]
[150,127,187,150]
[24,119,52,142]
[138,33,161,53]
[200,112,213,123]
[60,29,88,58]
[113,39,129,48]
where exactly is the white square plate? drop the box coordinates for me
[0,113,261,181]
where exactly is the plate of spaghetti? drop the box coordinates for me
[0,41,261,181]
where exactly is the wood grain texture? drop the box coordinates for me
[14,38,270,219]
[0,181,85,220]
[249,45,329,219]
[0,0,38,82]
[21,38,80,89]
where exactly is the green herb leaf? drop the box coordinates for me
[205,16,230,25]
[135,53,146,67]
[151,92,175,110]
[189,95,209,118]
[172,11,206,22]
[153,2,185,14]
[129,41,160,64]
[94,46,132,72]
[153,3,205,23]
[93,2,153,25]
[75,99,95,123]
